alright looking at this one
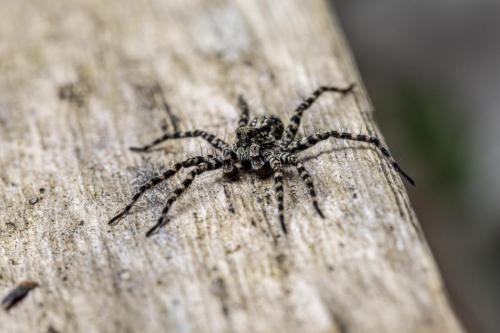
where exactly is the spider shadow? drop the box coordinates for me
[128,147,174,154]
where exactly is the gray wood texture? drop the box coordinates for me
[0,0,463,332]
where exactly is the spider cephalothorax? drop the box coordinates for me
[109,84,414,236]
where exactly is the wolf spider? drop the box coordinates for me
[108,84,414,236]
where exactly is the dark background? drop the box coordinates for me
[333,1,500,332]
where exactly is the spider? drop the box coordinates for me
[108,84,414,237]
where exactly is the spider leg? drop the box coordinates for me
[279,153,324,218]
[146,158,223,237]
[282,84,355,146]
[223,148,239,179]
[249,144,267,176]
[268,156,287,234]
[130,130,229,152]
[237,95,250,128]
[108,155,217,225]
[289,131,415,186]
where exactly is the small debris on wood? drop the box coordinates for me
[1,280,39,311]
[28,197,41,205]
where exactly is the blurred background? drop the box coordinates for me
[333,0,500,332]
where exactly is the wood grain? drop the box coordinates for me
[0,0,463,332]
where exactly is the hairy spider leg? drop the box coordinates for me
[282,84,355,146]
[129,130,229,152]
[249,144,266,172]
[279,153,325,218]
[108,155,217,225]
[146,158,223,237]
[289,131,415,186]
[295,161,325,218]
[269,156,287,234]
[237,95,250,128]
[222,147,239,178]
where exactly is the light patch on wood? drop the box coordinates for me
[192,5,251,61]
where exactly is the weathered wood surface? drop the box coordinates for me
[0,0,463,332]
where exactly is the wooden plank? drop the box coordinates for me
[0,0,463,332]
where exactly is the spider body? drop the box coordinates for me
[109,84,414,237]
[233,115,284,176]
